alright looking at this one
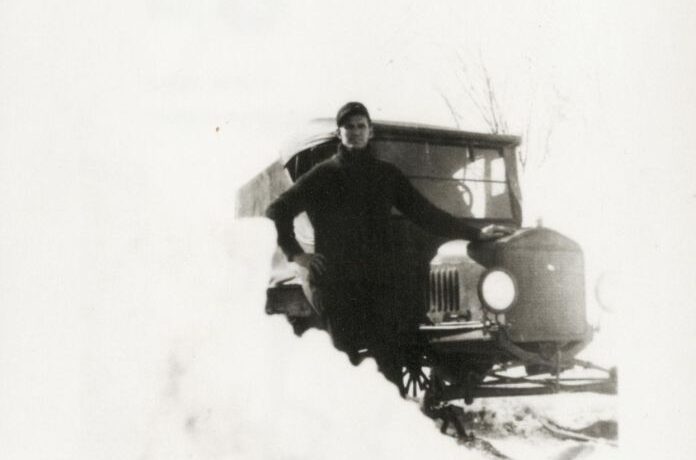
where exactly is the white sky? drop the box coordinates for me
[1,1,695,459]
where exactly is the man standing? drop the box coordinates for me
[266,102,510,390]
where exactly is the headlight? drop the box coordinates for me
[479,268,517,313]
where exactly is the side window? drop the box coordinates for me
[451,148,508,218]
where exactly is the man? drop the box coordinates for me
[266,102,511,389]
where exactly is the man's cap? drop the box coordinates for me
[336,102,371,127]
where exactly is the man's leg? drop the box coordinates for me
[367,283,425,395]
[364,294,405,392]
[312,284,367,361]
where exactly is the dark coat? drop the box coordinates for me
[266,144,482,284]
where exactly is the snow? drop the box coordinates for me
[77,216,489,460]
[463,394,617,459]
[2,1,696,459]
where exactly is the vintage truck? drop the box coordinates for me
[236,118,616,404]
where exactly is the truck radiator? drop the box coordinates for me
[429,267,460,313]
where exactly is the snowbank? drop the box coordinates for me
[79,218,486,459]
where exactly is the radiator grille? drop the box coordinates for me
[429,267,460,313]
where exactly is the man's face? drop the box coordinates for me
[337,114,372,150]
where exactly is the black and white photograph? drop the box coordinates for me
[1,1,695,459]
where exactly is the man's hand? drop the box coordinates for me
[292,253,327,283]
[479,224,515,241]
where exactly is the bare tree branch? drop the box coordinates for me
[445,48,569,171]
[455,51,499,132]
[479,55,508,134]
[520,97,535,170]
[439,92,461,129]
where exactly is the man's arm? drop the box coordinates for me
[265,177,312,262]
[391,167,512,241]
[266,174,330,276]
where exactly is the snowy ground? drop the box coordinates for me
[2,2,695,459]
[108,218,494,460]
[452,394,618,459]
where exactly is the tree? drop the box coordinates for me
[440,50,568,171]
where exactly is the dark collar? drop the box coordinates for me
[337,144,374,165]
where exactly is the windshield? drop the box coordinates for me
[373,140,513,219]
